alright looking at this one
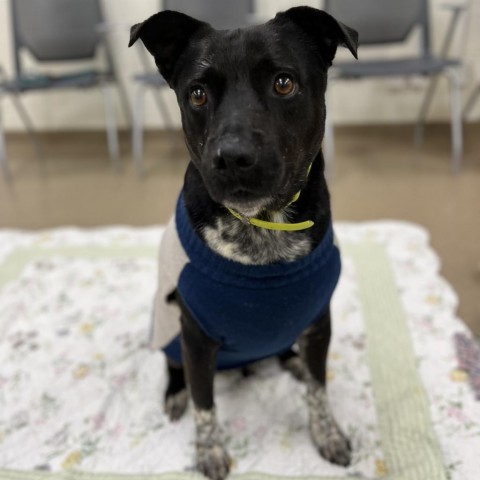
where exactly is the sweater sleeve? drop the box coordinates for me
[150,216,189,350]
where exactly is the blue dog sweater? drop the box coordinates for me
[151,194,341,370]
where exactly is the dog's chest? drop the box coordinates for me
[202,214,312,265]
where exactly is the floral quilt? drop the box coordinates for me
[0,222,478,480]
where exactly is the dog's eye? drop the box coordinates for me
[274,75,295,96]
[190,87,207,107]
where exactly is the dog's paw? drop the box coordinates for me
[306,384,352,466]
[164,389,188,421]
[310,421,352,467]
[196,443,232,480]
[280,355,307,382]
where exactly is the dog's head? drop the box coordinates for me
[129,7,357,217]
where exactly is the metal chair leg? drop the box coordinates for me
[152,88,173,130]
[446,68,463,173]
[116,77,132,128]
[10,93,43,162]
[416,2,466,145]
[104,31,131,127]
[132,85,146,177]
[102,82,120,172]
[415,75,441,146]
[0,97,11,181]
[323,86,335,180]
[136,42,173,130]
[463,83,480,119]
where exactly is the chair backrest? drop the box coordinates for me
[324,0,431,56]
[10,0,109,75]
[162,0,254,30]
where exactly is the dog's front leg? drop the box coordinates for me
[299,308,352,466]
[179,300,231,480]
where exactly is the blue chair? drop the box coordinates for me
[323,0,466,173]
[0,0,130,178]
[131,0,255,176]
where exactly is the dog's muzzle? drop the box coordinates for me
[202,132,282,209]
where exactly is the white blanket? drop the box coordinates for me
[0,222,478,480]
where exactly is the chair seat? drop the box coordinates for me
[133,72,167,87]
[0,70,112,92]
[332,56,460,79]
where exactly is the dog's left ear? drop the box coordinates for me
[129,11,211,85]
[273,6,358,66]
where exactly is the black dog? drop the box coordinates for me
[129,6,358,479]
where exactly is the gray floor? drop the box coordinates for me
[0,124,479,335]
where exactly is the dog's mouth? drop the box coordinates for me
[222,188,272,218]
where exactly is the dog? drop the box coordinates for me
[129,6,358,480]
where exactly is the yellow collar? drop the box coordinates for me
[226,164,314,232]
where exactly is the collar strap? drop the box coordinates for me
[226,163,314,232]
[226,207,314,231]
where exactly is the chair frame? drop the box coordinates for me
[0,0,131,179]
[323,0,467,174]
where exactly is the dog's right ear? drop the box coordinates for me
[273,7,358,67]
[129,11,211,85]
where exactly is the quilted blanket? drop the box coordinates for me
[0,222,479,480]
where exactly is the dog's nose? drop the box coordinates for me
[212,142,256,172]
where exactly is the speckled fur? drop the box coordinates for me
[194,408,232,480]
[306,379,352,466]
[164,389,188,421]
[202,210,312,265]
[281,355,307,381]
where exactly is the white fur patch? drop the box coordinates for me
[202,211,311,265]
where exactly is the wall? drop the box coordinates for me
[0,0,479,131]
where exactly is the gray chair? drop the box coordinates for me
[323,0,466,173]
[131,0,255,176]
[0,0,130,177]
